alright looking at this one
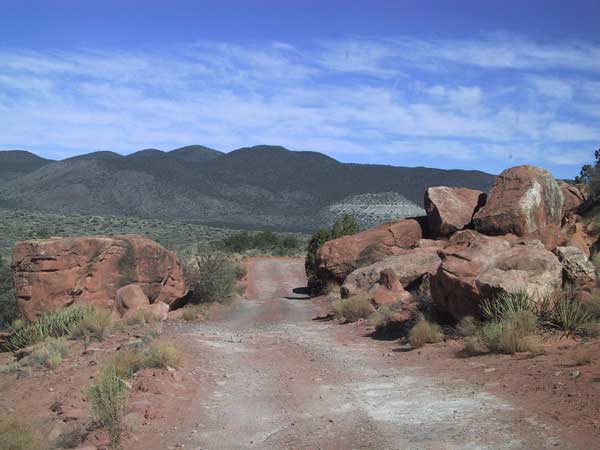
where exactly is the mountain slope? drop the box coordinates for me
[0,150,53,182]
[0,145,495,230]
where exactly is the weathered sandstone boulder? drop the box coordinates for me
[116,284,150,314]
[123,301,170,322]
[316,218,424,283]
[13,235,187,320]
[473,165,564,237]
[554,246,597,291]
[424,186,486,237]
[367,268,414,307]
[431,230,563,321]
[559,181,586,213]
[341,248,441,298]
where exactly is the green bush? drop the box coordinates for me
[143,342,180,369]
[5,306,93,351]
[409,318,442,348]
[333,295,373,322]
[552,295,591,334]
[0,415,45,450]
[187,253,236,304]
[213,231,303,256]
[0,253,20,329]
[125,308,159,326]
[87,365,128,447]
[481,291,535,322]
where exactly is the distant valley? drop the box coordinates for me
[0,145,494,231]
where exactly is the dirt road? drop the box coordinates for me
[150,258,575,450]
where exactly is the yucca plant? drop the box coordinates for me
[481,291,535,322]
[552,295,592,335]
[5,306,94,351]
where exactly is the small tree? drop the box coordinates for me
[187,253,236,304]
[0,254,19,329]
[331,214,359,239]
[575,148,600,200]
[305,228,330,289]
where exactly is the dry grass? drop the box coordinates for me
[480,311,542,355]
[31,337,70,369]
[71,308,112,341]
[125,309,158,326]
[457,316,480,337]
[333,295,373,322]
[409,318,442,348]
[0,415,45,450]
[574,348,593,366]
[143,342,180,369]
[87,365,128,447]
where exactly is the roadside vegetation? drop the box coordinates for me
[0,415,45,450]
[0,253,19,329]
[211,230,304,256]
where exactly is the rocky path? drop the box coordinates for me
[150,258,573,450]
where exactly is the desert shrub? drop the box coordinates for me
[333,295,373,322]
[369,305,394,330]
[143,342,180,369]
[0,253,20,329]
[574,348,593,365]
[0,415,44,450]
[71,308,112,341]
[581,290,600,319]
[5,306,92,351]
[182,304,206,321]
[457,316,480,337]
[234,262,247,280]
[87,365,128,446]
[481,291,535,322]
[552,294,591,334]
[213,231,302,256]
[31,337,70,369]
[112,348,145,379]
[125,308,158,326]
[480,311,540,354]
[187,253,236,304]
[581,321,600,337]
[0,361,19,374]
[330,214,359,239]
[53,423,89,449]
[409,318,442,348]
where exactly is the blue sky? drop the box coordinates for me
[1,1,599,178]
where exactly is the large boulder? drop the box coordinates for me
[341,248,441,298]
[116,284,151,314]
[431,230,563,321]
[12,235,187,320]
[424,186,486,237]
[473,165,564,237]
[316,218,424,283]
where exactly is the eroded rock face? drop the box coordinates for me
[554,246,597,291]
[431,230,563,321]
[473,165,564,237]
[424,186,486,237]
[559,182,586,213]
[316,218,424,283]
[12,235,187,320]
[341,248,441,298]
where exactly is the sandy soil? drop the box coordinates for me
[132,257,596,450]
[3,257,598,450]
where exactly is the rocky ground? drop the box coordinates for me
[2,257,599,450]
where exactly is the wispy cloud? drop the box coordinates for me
[0,34,598,176]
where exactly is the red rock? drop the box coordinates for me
[12,235,187,320]
[559,181,586,213]
[554,246,597,291]
[473,165,564,237]
[431,230,563,321]
[341,248,441,297]
[116,284,150,314]
[424,186,486,237]
[316,218,424,283]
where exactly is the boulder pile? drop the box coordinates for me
[12,234,187,320]
[315,165,596,323]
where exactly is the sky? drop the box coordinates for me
[1,1,599,178]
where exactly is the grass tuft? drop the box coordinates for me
[0,415,44,450]
[71,308,112,341]
[31,337,70,369]
[333,295,373,322]
[409,318,442,348]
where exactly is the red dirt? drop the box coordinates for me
[2,256,599,450]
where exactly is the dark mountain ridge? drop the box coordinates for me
[0,145,495,231]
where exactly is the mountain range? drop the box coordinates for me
[0,145,495,231]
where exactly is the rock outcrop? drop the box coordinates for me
[431,230,563,321]
[12,235,187,320]
[473,165,564,237]
[341,248,441,298]
[554,246,597,291]
[316,218,424,283]
[559,181,586,213]
[424,186,485,237]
